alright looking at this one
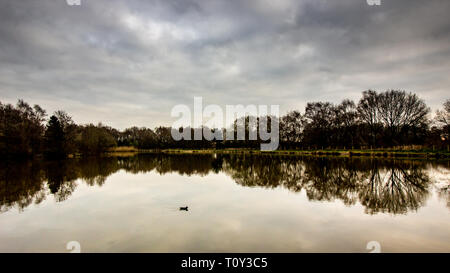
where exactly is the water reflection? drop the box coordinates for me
[1,154,448,215]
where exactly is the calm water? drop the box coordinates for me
[0,154,449,252]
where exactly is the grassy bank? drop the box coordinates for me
[106,146,450,159]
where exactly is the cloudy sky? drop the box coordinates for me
[0,0,449,129]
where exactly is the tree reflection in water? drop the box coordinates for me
[1,154,448,215]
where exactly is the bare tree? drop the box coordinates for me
[376,90,429,145]
[334,100,358,147]
[436,99,450,125]
[303,102,335,147]
[280,111,305,143]
[435,99,450,142]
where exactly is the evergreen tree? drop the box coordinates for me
[44,115,65,158]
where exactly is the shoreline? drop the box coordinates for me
[107,147,450,159]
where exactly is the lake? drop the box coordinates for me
[0,154,449,252]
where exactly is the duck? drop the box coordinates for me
[179,206,188,211]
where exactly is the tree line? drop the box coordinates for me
[1,89,449,158]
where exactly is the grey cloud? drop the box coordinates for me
[0,0,449,129]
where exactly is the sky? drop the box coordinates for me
[0,0,449,129]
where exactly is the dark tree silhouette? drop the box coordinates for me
[357,90,382,147]
[435,99,450,145]
[78,124,117,154]
[303,102,335,148]
[44,115,65,157]
[280,110,304,145]
[0,100,46,157]
[376,90,430,146]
